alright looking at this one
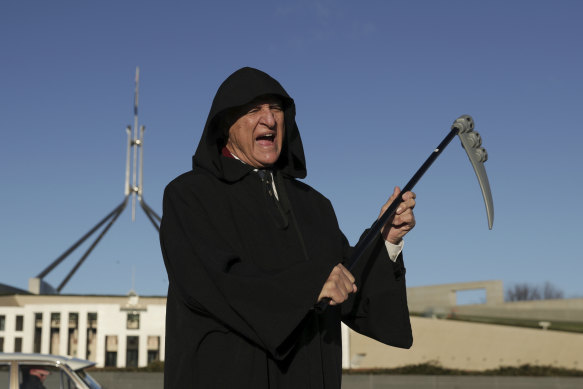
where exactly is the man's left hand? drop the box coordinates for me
[380,186,416,245]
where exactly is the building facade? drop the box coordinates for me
[0,294,166,368]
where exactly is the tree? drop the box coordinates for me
[542,281,564,299]
[505,282,564,301]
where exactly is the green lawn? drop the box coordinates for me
[444,314,583,333]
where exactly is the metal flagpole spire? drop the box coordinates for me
[30,67,161,295]
[131,67,140,221]
[127,67,160,230]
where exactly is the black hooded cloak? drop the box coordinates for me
[160,67,412,388]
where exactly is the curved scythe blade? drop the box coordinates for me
[315,115,494,311]
[452,115,494,229]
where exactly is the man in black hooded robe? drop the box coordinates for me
[160,67,416,388]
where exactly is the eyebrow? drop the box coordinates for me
[247,102,283,112]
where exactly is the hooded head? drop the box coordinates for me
[192,67,307,181]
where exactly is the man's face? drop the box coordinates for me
[225,97,285,168]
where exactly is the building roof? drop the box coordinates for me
[0,293,166,307]
[0,283,30,296]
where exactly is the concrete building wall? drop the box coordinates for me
[349,316,583,371]
[406,281,583,323]
[406,280,504,314]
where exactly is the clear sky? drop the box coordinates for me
[1,0,582,299]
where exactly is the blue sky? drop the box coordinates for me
[1,0,582,299]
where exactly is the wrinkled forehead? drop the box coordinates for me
[239,94,284,111]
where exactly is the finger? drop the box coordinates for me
[330,274,354,297]
[401,192,416,207]
[318,263,358,304]
[330,267,353,296]
[380,186,401,217]
[337,264,358,293]
[393,209,416,227]
[388,186,400,206]
[337,264,355,283]
[406,197,416,209]
[320,281,345,304]
[328,288,349,305]
[396,195,416,214]
[397,200,416,215]
[329,282,349,304]
[326,265,355,299]
[341,275,357,294]
[401,191,416,200]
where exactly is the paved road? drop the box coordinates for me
[90,372,583,389]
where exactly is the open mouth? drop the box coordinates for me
[256,133,276,144]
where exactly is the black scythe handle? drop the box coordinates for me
[315,126,461,312]
[347,127,459,271]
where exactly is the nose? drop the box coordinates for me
[258,105,276,128]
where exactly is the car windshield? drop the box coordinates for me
[76,369,102,389]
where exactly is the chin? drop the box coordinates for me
[256,154,280,167]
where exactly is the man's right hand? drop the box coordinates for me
[317,264,357,306]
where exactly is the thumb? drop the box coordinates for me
[390,186,401,201]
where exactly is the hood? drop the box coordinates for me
[192,67,307,182]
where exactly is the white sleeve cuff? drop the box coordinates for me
[384,239,404,262]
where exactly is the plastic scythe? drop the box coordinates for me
[316,114,494,310]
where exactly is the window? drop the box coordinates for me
[68,313,79,356]
[15,337,23,352]
[69,312,79,327]
[0,363,10,388]
[105,336,118,367]
[456,288,487,305]
[127,313,140,329]
[105,351,117,367]
[16,315,24,331]
[0,315,5,331]
[87,312,97,328]
[50,312,60,327]
[34,313,43,353]
[147,336,160,364]
[0,337,4,352]
[50,313,60,355]
[86,313,97,362]
[126,336,139,367]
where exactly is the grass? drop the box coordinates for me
[444,314,583,333]
[90,360,583,377]
[343,361,583,376]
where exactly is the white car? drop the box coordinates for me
[0,353,101,389]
